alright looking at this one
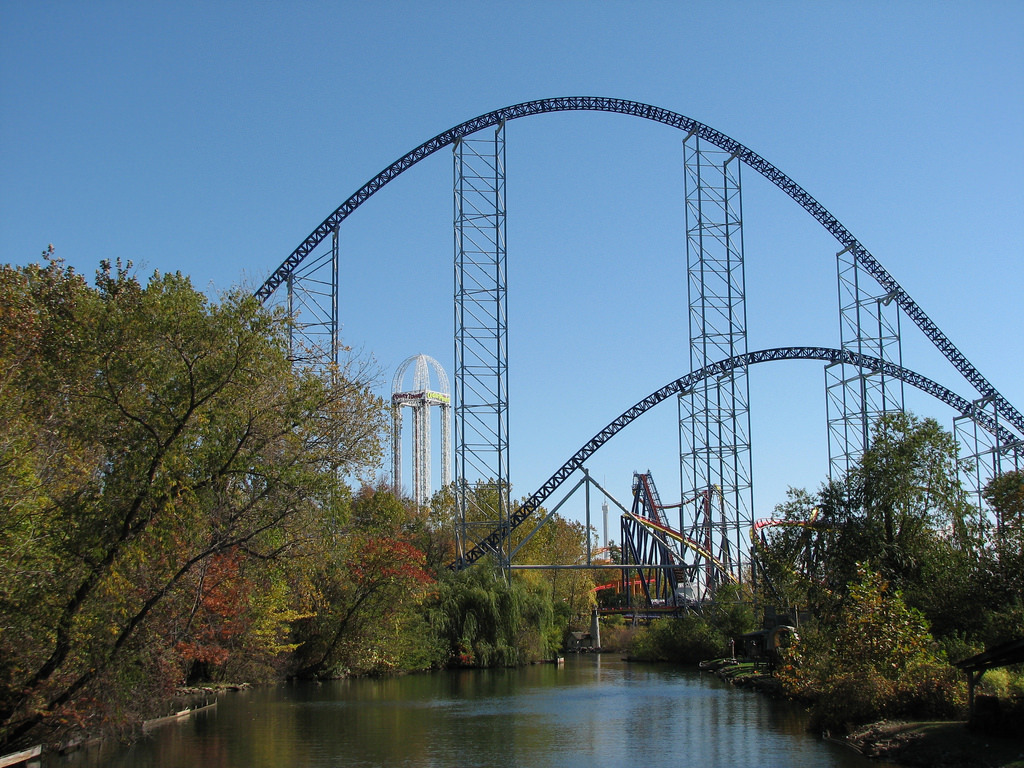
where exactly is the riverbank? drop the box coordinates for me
[706,659,1023,768]
[13,682,254,764]
[845,721,1024,768]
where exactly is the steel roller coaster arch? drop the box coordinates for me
[255,96,1024,436]
[455,346,1016,568]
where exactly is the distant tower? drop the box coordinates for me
[392,354,451,507]
[602,499,610,549]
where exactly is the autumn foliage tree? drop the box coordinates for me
[512,509,596,644]
[0,256,386,749]
[291,485,438,678]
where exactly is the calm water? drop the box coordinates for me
[46,656,894,768]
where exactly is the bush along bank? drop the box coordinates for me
[710,573,1024,766]
[773,568,967,734]
[626,583,756,664]
[728,416,1024,746]
[669,570,970,734]
[625,570,982,731]
[703,580,1024,768]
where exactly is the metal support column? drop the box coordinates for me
[955,398,1023,532]
[826,246,905,478]
[679,134,754,598]
[392,406,403,497]
[453,122,510,569]
[280,224,340,370]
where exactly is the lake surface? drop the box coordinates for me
[45,656,895,768]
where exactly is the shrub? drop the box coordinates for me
[898,660,966,719]
[629,614,727,663]
[806,670,894,731]
[778,567,966,732]
[705,583,756,638]
[596,615,637,653]
[978,667,1012,698]
[937,631,983,667]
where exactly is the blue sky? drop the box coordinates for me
[2,1,1022,529]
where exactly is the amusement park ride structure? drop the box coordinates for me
[620,472,737,609]
[391,354,451,508]
[259,98,1022,606]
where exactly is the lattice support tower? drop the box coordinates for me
[954,397,1023,533]
[825,246,905,478]
[392,354,452,508]
[453,122,510,568]
[679,133,754,594]
[280,225,340,370]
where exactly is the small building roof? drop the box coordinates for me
[954,638,1024,674]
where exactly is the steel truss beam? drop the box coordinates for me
[255,97,1023,439]
[452,347,1015,568]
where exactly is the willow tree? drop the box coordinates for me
[512,509,595,641]
[0,256,386,749]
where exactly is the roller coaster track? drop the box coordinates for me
[749,510,827,603]
[750,508,822,545]
[623,507,738,584]
[256,97,1023,436]
[453,346,1016,568]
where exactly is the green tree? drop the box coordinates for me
[627,582,753,664]
[974,471,1024,645]
[428,563,555,667]
[754,487,822,608]
[855,412,977,580]
[705,582,756,640]
[0,257,386,748]
[983,469,1024,548]
[513,509,596,643]
[414,483,458,572]
[628,613,727,663]
[771,414,978,625]
[778,567,965,732]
